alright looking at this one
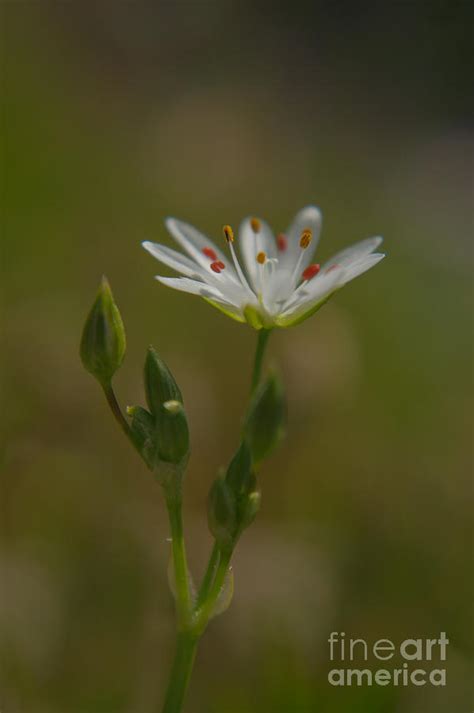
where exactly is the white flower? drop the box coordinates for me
[142,206,384,329]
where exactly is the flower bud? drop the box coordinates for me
[156,400,189,467]
[225,441,253,496]
[126,405,157,469]
[243,371,286,463]
[239,490,261,530]
[80,276,126,386]
[207,477,237,550]
[144,347,183,416]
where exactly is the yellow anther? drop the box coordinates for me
[223,224,234,243]
[299,228,312,249]
[250,217,262,233]
[256,251,267,264]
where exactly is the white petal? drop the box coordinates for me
[142,241,208,279]
[337,252,385,283]
[279,269,342,315]
[278,205,322,271]
[155,276,244,319]
[322,236,383,271]
[238,216,277,291]
[155,276,236,304]
[165,217,237,278]
[279,251,384,323]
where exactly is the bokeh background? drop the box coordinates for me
[2,2,472,712]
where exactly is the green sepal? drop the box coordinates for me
[144,347,183,416]
[243,371,286,463]
[126,405,157,469]
[156,400,190,467]
[207,477,237,549]
[80,276,126,386]
[202,298,246,323]
[275,291,336,328]
[239,490,261,531]
[243,304,265,330]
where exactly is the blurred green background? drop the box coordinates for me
[2,2,472,712]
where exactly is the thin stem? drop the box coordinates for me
[251,328,271,394]
[195,542,220,609]
[194,548,232,632]
[160,631,198,713]
[165,492,192,626]
[102,382,133,440]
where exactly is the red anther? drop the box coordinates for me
[210,261,222,273]
[216,261,225,269]
[203,247,218,261]
[302,263,320,281]
[325,263,339,274]
[277,233,287,251]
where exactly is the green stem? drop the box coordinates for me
[194,548,232,632]
[165,493,192,626]
[161,631,198,713]
[251,328,271,394]
[195,542,220,609]
[102,382,133,440]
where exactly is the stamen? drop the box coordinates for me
[223,225,234,243]
[299,229,312,249]
[277,233,288,252]
[216,261,225,270]
[210,261,224,273]
[250,217,261,233]
[302,263,320,281]
[290,230,314,286]
[256,251,267,264]
[203,247,218,261]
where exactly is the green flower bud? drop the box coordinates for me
[156,400,189,467]
[80,276,126,386]
[207,477,237,549]
[243,371,286,463]
[225,441,253,495]
[239,490,261,531]
[126,405,157,469]
[144,347,183,417]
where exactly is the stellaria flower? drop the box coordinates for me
[142,206,384,328]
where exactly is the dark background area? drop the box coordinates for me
[2,2,472,712]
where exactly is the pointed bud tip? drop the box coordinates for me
[80,277,126,386]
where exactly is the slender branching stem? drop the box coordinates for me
[161,328,272,712]
[165,491,192,627]
[160,631,198,713]
[195,542,220,609]
[102,382,133,440]
[251,328,272,394]
[193,548,233,633]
